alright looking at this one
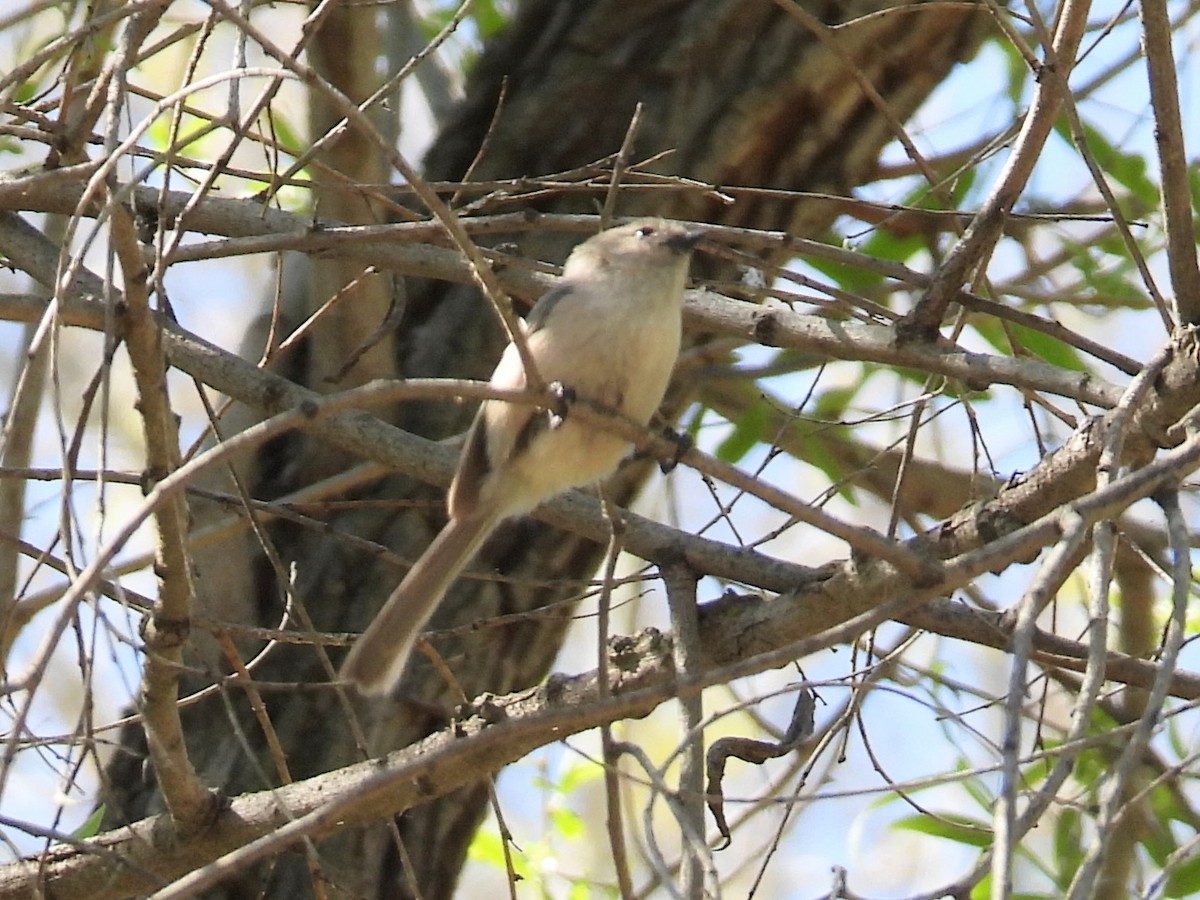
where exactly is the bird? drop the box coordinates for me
[341,219,704,696]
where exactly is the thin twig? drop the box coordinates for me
[1066,486,1190,899]
[1138,0,1200,324]
[109,191,216,831]
[898,0,1092,338]
[597,498,634,899]
[201,0,545,391]
[661,558,705,897]
[600,102,643,229]
[450,73,507,209]
[991,511,1089,899]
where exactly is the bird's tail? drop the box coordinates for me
[341,514,496,696]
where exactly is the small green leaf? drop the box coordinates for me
[811,385,855,421]
[1167,716,1188,760]
[1142,818,1174,869]
[806,254,884,295]
[568,880,617,900]
[269,113,305,158]
[997,36,1029,106]
[556,760,600,794]
[1094,231,1131,259]
[551,806,584,840]
[893,812,993,848]
[473,0,509,38]
[956,772,996,812]
[1151,780,1188,827]
[682,403,706,442]
[71,805,105,840]
[1164,851,1200,898]
[1012,324,1087,372]
[1074,120,1159,208]
[715,397,770,464]
[800,437,859,505]
[467,829,524,876]
[1052,808,1082,885]
[1081,269,1150,307]
[969,318,1086,372]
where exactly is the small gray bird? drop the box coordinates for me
[341,219,704,696]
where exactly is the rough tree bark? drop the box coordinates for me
[98,1,993,897]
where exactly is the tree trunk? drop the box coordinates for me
[101,1,992,897]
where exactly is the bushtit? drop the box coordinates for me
[341,219,704,696]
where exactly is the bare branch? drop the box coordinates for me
[899,0,1092,338]
[1139,0,1200,324]
[110,197,215,830]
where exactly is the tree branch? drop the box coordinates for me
[898,0,1091,338]
[110,198,216,830]
[1139,0,1200,324]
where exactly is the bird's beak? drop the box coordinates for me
[666,228,707,253]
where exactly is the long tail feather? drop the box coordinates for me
[341,514,495,696]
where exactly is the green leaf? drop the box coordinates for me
[1074,120,1159,209]
[1142,817,1173,869]
[806,253,884,295]
[1008,324,1087,372]
[1052,808,1082,886]
[996,34,1029,106]
[1151,780,1189,828]
[1093,231,1132,259]
[10,32,64,104]
[813,169,977,297]
[956,771,996,812]
[567,880,617,900]
[811,385,855,421]
[421,0,509,40]
[146,115,212,159]
[715,396,770,464]
[971,317,1087,372]
[71,804,105,840]
[467,829,525,877]
[269,113,305,158]
[11,75,41,105]
[972,871,1058,900]
[1070,749,1105,794]
[1188,165,1200,220]
[556,760,600,794]
[551,806,584,840]
[682,403,706,442]
[1084,269,1150,307]
[1164,851,1200,898]
[1167,716,1189,761]
[893,812,993,848]
[473,0,509,38]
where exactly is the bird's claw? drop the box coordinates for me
[548,381,575,430]
[659,426,692,473]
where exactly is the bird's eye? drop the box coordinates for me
[635,225,656,238]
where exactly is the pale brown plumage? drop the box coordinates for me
[341,220,703,696]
